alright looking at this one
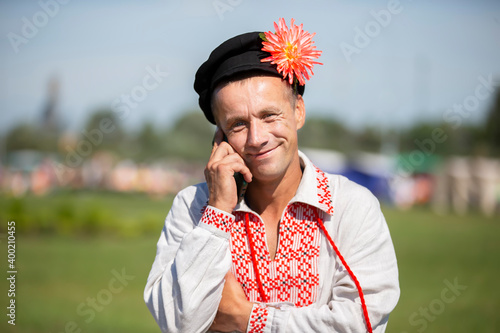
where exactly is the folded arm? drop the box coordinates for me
[144,185,236,333]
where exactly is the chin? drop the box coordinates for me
[246,146,294,181]
[250,164,285,182]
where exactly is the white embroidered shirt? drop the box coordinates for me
[144,151,400,333]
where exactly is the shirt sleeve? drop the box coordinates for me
[144,184,236,333]
[246,180,400,333]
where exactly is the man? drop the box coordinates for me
[144,19,399,333]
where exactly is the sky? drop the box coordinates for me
[1,0,500,135]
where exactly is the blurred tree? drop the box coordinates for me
[5,124,40,151]
[399,122,484,156]
[161,111,215,162]
[399,123,445,154]
[298,116,352,152]
[5,123,58,152]
[81,109,127,155]
[132,121,163,162]
[354,127,382,153]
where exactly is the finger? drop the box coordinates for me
[213,159,252,184]
[211,127,224,152]
[212,152,253,182]
[231,162,253,183]
[207,149,237,172]
[210,141,236,162]
[211,153,246,171]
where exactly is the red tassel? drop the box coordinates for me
[315,211,373,333]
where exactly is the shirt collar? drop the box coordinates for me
[234,150,334,216]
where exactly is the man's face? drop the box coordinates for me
[212,76,305,183]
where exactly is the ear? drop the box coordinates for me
[294,95,306,130]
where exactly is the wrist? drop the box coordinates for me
[237,300,253,333]
[208,199,235,215]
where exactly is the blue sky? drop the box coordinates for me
[1,0,499,134]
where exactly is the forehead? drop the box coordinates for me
[212,76,291,121]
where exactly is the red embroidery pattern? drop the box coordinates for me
[247,303,268,333]
[314,165,334,215]
[200,206,234,233]
[230,203,321,307]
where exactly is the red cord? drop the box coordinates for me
[315,211,373,333]
[244,211,372,333]
[245,213,268,303]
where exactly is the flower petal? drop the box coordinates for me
[260,18,322,87]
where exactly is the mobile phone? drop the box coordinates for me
[214,132,248,202]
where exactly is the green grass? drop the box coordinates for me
[0,189,175,236]
[385,207,500,332]
[0,192,499,332]
[1,235,160,333]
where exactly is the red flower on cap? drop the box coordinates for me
[261,18,322,86]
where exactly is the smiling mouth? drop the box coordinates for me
[250,146,278,159]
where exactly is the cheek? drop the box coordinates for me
[270,119,296,139]
[228,132,247,152]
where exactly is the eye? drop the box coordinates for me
[263,113,278,121]
[230,121,246,131]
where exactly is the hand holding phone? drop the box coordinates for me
[222,134,248,202]
[205,128,252,214]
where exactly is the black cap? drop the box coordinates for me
[194,31,305,124]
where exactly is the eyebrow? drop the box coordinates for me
[225,115,246,127]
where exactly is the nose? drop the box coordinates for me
[246,120,268,148]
